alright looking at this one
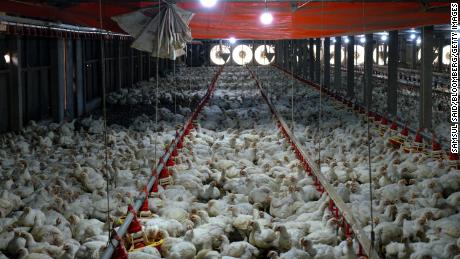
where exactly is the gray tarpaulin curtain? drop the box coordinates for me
[112,3,194,60]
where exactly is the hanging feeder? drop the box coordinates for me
[389,124,408,149]
[378,115,389,136]
[403,129,425,153]
[430,134,444,159]
[449,151,460,169]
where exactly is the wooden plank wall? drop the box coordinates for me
[0,34,171,133]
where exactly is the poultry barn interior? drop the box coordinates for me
[0,0,459,259]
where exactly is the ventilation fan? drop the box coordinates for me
[354,45,364,65]
[417,47,439,64]
[210,44,231,65]
[255,45,275,65]
[373,45,388,66]
[442,45,451,65]
[330,45,345,65]
[232,44,253,65]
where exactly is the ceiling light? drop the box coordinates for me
[200,0,217,8]
[360,37,366,44]
[381,35,388,41]
[343,36,350,44]
[332,38,336,43]
[410,34,416,40]
[260,12,273,25]
[4,54,10,64]
[229,37,236,44]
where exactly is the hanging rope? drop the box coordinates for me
[362,0,376,253]
[98,0,113,244]
[291,40,294,131]
[174,58,177,121]
[188,44,192,108]
[154,0,160,167]
[317,0,323,171]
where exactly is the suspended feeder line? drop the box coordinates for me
[100,64,225,259]
[271,64,450,152]
[247,65,381,259]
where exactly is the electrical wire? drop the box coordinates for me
[154,0,160,169]
[362,0,376,254]
[291,40,294,131]
[98,0,112,244]
[174,58,177,120]
[318,0,323,176]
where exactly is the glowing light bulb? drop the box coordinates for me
[260,12,273,25]
[344,37,350,44]
[200,0,217,8]
[360,37,366,44]
[4,54,11,64]
[381,35,388,41]
[229,37,236,44]
[410,34,416,40]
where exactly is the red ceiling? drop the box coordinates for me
[0,1,450,40]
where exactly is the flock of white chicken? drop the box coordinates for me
[0,64,458,259]
[329,70,450,146]
[257,66,460,258]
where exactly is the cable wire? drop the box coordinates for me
[362,0,376,254]
[291,40,294,131]
[98,0,112,244]
[154,0,160,169]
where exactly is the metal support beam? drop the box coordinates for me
[315,38,321,83]
[387,30,398,116]
[419,25,433,130]
[347,36,355,98]
[8,36,23,131]
[334,37,342,90]
[117,41,122,91]
[324,37,330,88]
[309,39,314,80]
[139,51,143,81]
[437,36,444,72]
[50,38,65,122]
[75,39,85,117]
[65,39,75,119]
[363,34,373,107]
[130,48,134,86]
[411,41,417,69]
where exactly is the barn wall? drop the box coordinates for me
[0,34,173,133]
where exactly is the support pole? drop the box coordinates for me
[8,36,23,131]
[387,30,398,116]
[117,41,122,91]
[50,38,65,122]
[324,37,330,88]
[315,38,321,83]
[420,25,433,130]
[75,39,85,117]
[363,34,373,107]
[347,36,355,98]
[411,41,417,69]
[309,39,315,80]
[65,39,75,119]
[334,37,342,90]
